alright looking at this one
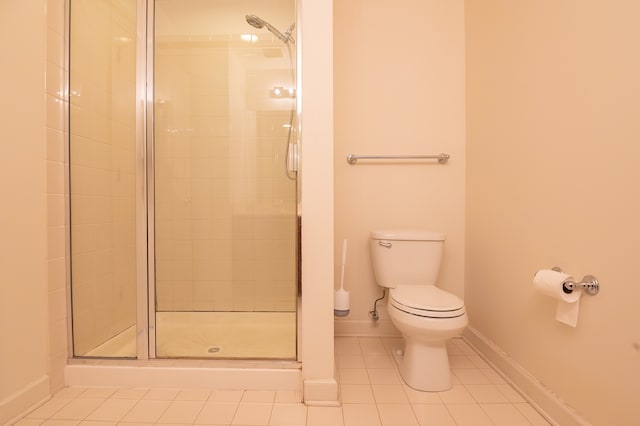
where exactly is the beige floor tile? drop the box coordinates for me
[481,403,531,425]
[110,388,148,400]
[371,385,408,404]
[10,337,562,426]
[479,368,507,384]
[152,424,188,426]
[176,389,212,401]
[157,400,205,424]
[452,368,493,385]
[412,404,456,426]
[241,390,276,403]
[334,337,362,355]
[50,398,105,420]
[26,398,73,419]
[232,402,272,425]
[363,354,394,369]
[377,404,418,426]
[84,398,137,422]
[367,369,401,385]
[306,406,343,426]
[121,399,171,423]
[342,404,381,426]
[495,384,526,402]
[336,354,366,369]
[274,390,303,403]
[195,401,238,425]
[143,388,180,401]
[268,403,307,426]
[209,390,244,402]
[52,388,89,399]
[402,385,442,404]
[338,369,369,385]
[13,419,44,426]
[340,384,375,404]
[467,354,491,369]
[514,403,551,425]
[358,337,387,355]
[448,355,477,369]
[437,385,475,404]
[79,388,116,399]
[446,403,494,426]
[465,384,510,403]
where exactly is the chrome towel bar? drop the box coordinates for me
[346,153,450,164]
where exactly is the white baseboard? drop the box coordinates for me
[334,319,401,337]
[463,327,590,426]
[303,379,339,406]
[0,375,50,425]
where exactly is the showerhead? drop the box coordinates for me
[245,14,295,44]
[245,14,266,29]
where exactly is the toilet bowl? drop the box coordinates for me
[370,229,468,391]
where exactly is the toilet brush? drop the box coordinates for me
[334,239,350,317]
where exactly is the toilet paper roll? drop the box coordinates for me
[533,269,581,327]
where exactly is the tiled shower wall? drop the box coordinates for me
[154,36,297,312]
[68,0,138,355]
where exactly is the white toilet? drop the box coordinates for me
[370,229,467,391]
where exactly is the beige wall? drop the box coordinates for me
[466,1,640,425]
[0,1,51,423]
[333,0,466,334]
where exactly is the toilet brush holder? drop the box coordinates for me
[334,288,350,317]
[334,239,350,316]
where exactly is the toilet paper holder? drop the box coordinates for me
[552,267,600,296]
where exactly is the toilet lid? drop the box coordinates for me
[390,286,465,318]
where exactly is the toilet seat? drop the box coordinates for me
[390,285,465,318]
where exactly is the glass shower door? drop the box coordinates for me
[153,0,298,359]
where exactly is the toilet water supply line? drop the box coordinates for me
[369,288,386,321]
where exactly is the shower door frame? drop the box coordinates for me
[106,0,153,360]
[142,0,154,360]
[136,0,301,360]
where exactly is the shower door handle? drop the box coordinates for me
[287,142,299,173]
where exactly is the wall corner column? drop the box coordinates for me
[299,0,338,406]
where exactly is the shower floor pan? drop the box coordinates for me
[85,311,296,359]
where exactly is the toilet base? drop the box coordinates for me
[392,339,452,391]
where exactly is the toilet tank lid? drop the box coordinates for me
[370,229,445,241]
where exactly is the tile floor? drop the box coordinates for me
[13,337,551,426]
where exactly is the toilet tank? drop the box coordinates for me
[370,229,445,288]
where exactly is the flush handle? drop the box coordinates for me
[378,241,392,248]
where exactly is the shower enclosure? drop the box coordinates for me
[69,0,298,360]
